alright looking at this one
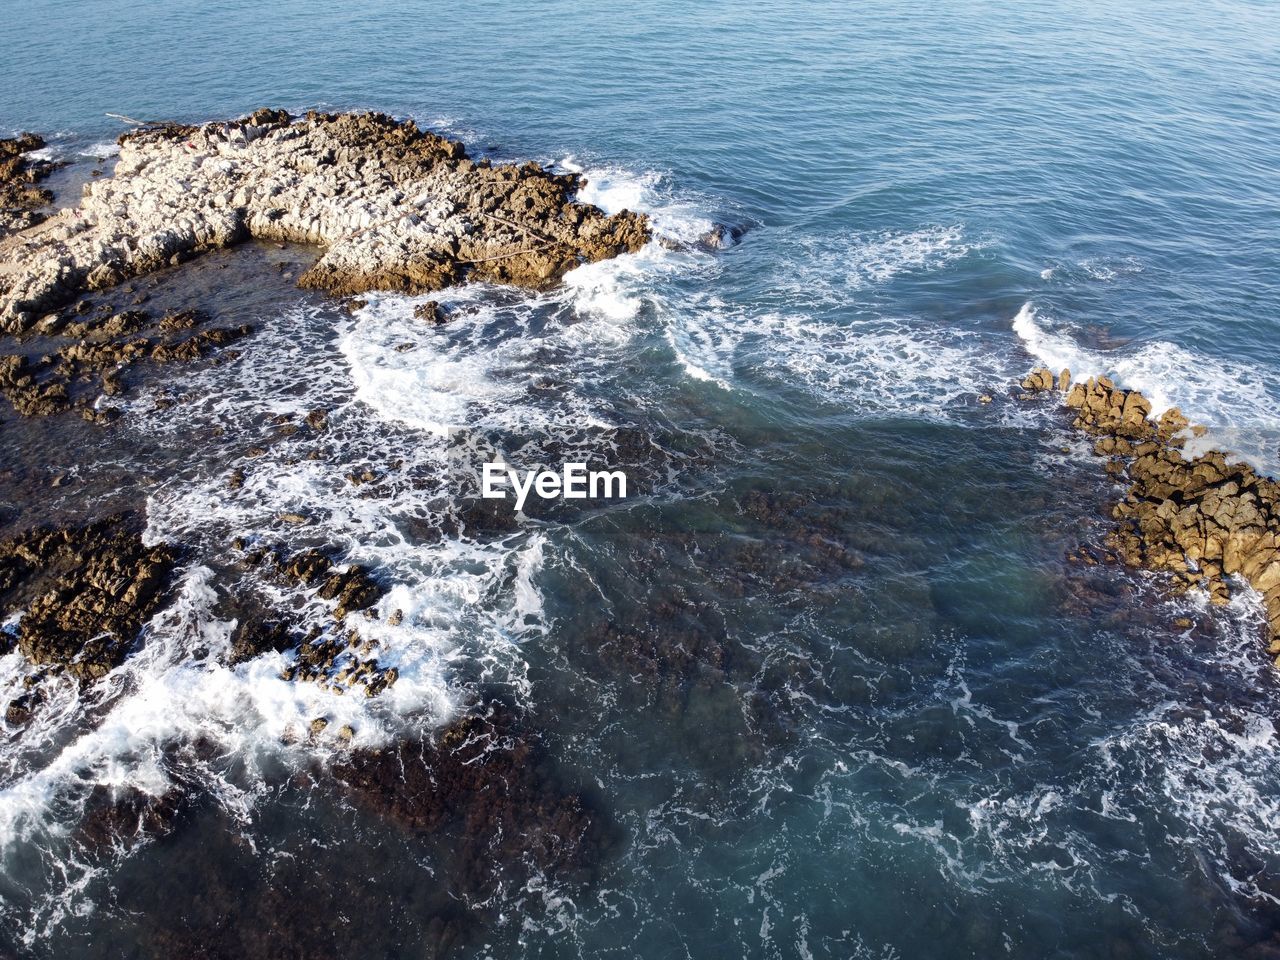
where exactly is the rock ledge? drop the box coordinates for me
[0,110,650,332]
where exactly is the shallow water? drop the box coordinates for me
[2,2,1280,957]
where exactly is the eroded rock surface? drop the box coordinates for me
[0,134,55,237]
[0,307,252,420]
[224,542,397,697]
[0,514,180,679]
[1021,366,1280,651]
[0,110,650,332]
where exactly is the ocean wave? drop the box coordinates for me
[667,300,1006,419]
[1013,302,1280,474]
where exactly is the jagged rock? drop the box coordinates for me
[5,689,39,726]
[413,299,446,324]
[281,548,332,585]
[0,514,180,679]
[317,564,385,615]
[0,110,650,332]
[149,323,253,363]
[1027,367,1280,649]
[228,615,294,664]
[0,133,55,236]
[0,308,252,420]
[1019,366,1056,392]
[345,466,382,486]
[262,547,395,694]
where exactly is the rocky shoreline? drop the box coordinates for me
[0,109,649,334]
[0,133,55,237]
[1020,367,1280,654]
[0,513,178,682]
[0,111,658,945]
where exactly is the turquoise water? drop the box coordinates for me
[3,2,1280,957]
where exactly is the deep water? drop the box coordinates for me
[2,2,1280,958]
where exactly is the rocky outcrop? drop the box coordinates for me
[0,307,252,420]
[0,133,55,237]
[1021,367,1280,653]
[226,542,396,696]
[226,614,294,665]
[0,110,650,333]
[0,514,180,679]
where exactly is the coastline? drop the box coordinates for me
[1020,366,1280,656]
[1,44,1278,954]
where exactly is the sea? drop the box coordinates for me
[2,1,1279,957]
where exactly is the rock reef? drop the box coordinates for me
[0,514,179,680]
[334,710,605,897]
[0,307,251,420]
[0,109,650,333]
[0,133,55,237]
[225,541,398,698]
[1021,367,1280,652]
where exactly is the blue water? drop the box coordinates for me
[3,1,1280,957]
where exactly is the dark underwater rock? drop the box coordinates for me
[78,784,184,850]
[333,709,608,897]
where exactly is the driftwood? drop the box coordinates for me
[105,112,183,128]
[477,210,575,250]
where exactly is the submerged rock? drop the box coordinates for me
[333,709,606,896]
[0,110,650,332]
[0,306,252,420]
[1021,366,1280,652]
[0,514,181,679]
[77,784,184,850]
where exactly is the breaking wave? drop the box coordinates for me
[1013,302,1280,473]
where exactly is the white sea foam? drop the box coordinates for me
[1013,302,1280,474]
[668,298,1005,418]
[768,225,984,311]
[658,221,1002,412]
[0,153,722,873]
[842,225,973,290]
[79,141,120,160]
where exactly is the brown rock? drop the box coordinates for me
[1029,363,1280,655]
[1,111,650,332]
[0,515,181,679]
